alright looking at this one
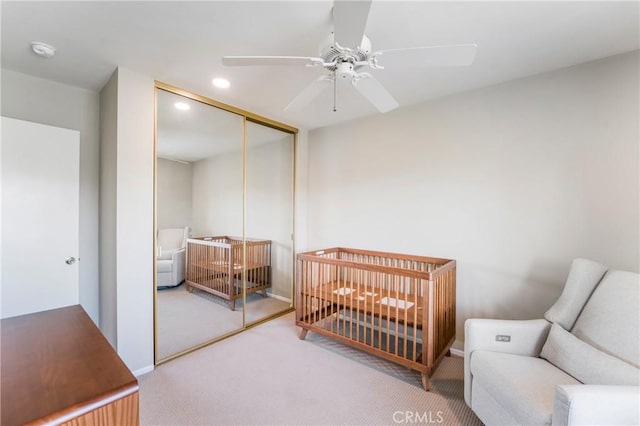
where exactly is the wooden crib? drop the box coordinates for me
[186,236,271,310]
[296,247,456,391]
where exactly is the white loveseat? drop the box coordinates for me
[464,259,639,425]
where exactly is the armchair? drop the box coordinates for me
[156,227,190,288]
[464,259,639,425]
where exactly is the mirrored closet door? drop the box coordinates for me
[155,84,297,363]
[155,88,244,361]
[244,121,294,324]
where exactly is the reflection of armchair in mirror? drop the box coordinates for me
[157,227,191,289]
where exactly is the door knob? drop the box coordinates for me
[65,257,77,265]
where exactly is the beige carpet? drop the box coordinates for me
[157,284,291,360]
[141,312,481,425]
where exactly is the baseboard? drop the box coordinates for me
[267,293,292,304]
[133,365,154,377]
[449,347,464,358]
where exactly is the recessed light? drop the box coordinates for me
[212,78,230,89]
[174,102,190,111]
[31,42,56,58]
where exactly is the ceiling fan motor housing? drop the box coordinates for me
[320,33,372,74]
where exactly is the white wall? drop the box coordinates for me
[246,137,294,299]
[157,158,193,230]
[295,129,309,253]
[99,71,118,346]
[1,69,101,324]
[191,151,243,237]
[307,51,639,347]
[115,68,155,373]
[100,67,155,374]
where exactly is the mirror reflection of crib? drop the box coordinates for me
[186,236,272,311]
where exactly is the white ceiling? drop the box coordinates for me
[2,1,638,130]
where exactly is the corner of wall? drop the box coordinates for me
[98,69,119,348]
[113,67,155,372]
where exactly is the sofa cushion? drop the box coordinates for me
[541,323,639,385]
[156,259,173,273]
[470,351,580,425]
[544,258,608,330]
[571,270,639,368]
[471,380,520,426]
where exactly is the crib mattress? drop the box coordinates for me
[301,281,424,327]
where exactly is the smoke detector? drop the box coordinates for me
[31,42,56,58]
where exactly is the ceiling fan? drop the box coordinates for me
[222,0,477,113]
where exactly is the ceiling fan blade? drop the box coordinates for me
[284,75,333,112]
[333,0,372,48]
[223,56,324,67]
[374,44,478,68]
[352,73,398,113]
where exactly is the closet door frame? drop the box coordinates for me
[153,81,298,365]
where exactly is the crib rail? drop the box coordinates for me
[296,247,456,391]
[185,236,272,310]
[186,238,238,298]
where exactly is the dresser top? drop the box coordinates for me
[1,305,138,425]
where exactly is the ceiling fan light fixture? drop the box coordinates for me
[212,77,230,89]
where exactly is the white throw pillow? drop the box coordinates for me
[540,323,639,386]
[544,258,607,330]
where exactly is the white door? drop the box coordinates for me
[1,116,80,318]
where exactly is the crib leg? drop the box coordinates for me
[230,300,236,311]
[187,285,193,293]
[421,373,430,392]
[261,289,267,297]
[299,328,308,340]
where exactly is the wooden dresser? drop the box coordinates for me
[1,305,139,425]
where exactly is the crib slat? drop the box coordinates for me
[355,267,360,344]
[394,273,399,357]
[413,277,419,362]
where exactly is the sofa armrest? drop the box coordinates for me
[172,248,186,284]
[553,385,640,425]
[171,247,186,260]
[464,318,551,405]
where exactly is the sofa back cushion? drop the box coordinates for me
[540,323,639,385]
[544,258,608,330]
[572,270,639,368]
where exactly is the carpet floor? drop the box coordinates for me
[141,312,481,425]
[157,284,291,360]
